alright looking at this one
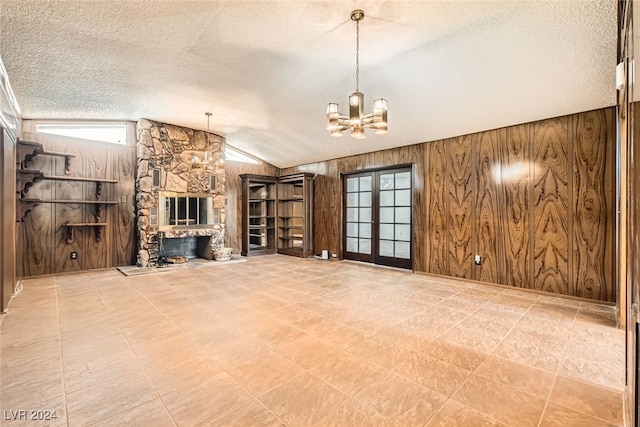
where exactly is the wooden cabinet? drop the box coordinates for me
[277,173,313,257]
[240,174,277,256]
[240,173,314,258]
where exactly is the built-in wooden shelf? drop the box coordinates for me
[19,199,118,221]
[18,169,118,197]
[17,140,76,175]
[21,199,117,204]
[62,222,108,244]
[241,173,313,258]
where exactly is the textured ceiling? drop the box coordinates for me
[0,1,617,168]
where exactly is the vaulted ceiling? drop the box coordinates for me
[0,1,617,168]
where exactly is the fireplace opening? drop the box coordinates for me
[158,235,213,263]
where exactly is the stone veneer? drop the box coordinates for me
[136,119,226,267]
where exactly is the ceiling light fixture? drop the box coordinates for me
[327,9,387,139]
[193,112,215,170]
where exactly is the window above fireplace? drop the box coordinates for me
[158,192,220,231]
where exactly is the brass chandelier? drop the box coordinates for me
[326,9,387,139]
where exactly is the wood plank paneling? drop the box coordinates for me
[278,108,614,301]
[84,144,110,270]
[18,129,137,276]
[476,129,504,284]
[502,124,531,287]
[425,141,448,275]
[533,118,570,295]
[114,147,136,266]
[398,145,426,272]
[446,135,475,278]
[572,110,611,300]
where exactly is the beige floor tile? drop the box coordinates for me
[354,370,446,426]
[309,350,387,397]
[493,329,565,373]
[259,372,349,427]
[66,371,157,426]
[421,338,488,371]
[393,352,472,397]
[226,350,307,396]
[64,347,141,393]
[558,354,625,391]
[273,334,339,370]
[1,257,626,426]
[62,332,132,368]
[89,398,176,427]
[425,399,507,426]
[312,399,393,426]
[452,375,546,427]
[539,402,619,427]
[143,354,225,396]
[160,369,253,425]
[475,355,556,399]
[207,399,286,426]
[345,334,415,370]
[549,376,624,425]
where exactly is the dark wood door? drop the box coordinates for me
[343,166,412,269]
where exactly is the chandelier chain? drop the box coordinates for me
[355,17,359,92]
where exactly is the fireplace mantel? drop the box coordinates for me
[160,227,221,239]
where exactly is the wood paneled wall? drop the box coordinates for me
[225,160,278,254]
[281,108,616,302]
[18,131,136,276]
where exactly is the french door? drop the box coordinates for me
[343,166,412,269]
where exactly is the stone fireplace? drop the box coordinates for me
[136,119,226,267]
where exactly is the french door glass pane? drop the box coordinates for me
[359,223,371,238]
[346,237,358,252]
[346,222,358,237]
[360,176,372,191]
[395,207,411,223]
[380,207,394,223]
[359,239,371,254]
[395,189,411,206]
[380,174,394,190]
[360,192,372,207]
[347,207,358,222]
[379,223,394,240]
[395,172,411,189]
[395,241,411,258]
[395,224,411,241]
[380,190,394,206]
[379,240,394,257]
[359,207,372,222]
[347,177,359,192]
[347,193,358,207]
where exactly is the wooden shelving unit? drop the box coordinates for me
[240,173,313,258]
[277,173,314,257]
[16,140,119,240]
[240,174,278,256]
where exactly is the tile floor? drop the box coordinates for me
[0,255,626,426]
